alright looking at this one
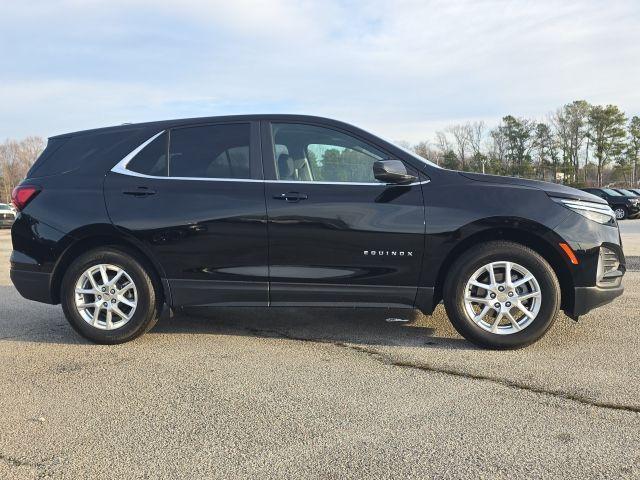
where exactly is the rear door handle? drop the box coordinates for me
[273,192,308,202]
[123,187,156,197]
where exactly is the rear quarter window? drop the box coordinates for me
[29,129,142,178]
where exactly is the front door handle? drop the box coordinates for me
[273,192,308,202]
[123,187,156,197]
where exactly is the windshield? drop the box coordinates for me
[0,204,11,210]
[617,189,637,196]
[603,188,623,196]
[368,129,440,169]
[388,141,440,168]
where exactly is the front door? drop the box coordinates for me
[105,121,269,307]
[262,121,425,308]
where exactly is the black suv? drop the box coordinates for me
[581,188,640,220]
[10,115,625,348]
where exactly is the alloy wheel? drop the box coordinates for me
[463,261,542,335]
[74,264,138,330]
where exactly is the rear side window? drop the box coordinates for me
[169,124,250,179]
[127,132,168,176]
[30,130,137,178]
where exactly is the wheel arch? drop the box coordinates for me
[431,223,575,312]
[50,229,169,305]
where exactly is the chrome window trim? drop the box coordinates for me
[111,130,166,178]
[111,131,429,186]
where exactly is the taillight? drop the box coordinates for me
[11,184,41,211]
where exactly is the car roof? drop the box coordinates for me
[49,114,365,139]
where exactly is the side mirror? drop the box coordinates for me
[373,160,417,185]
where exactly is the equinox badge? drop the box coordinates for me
[364,250,413,257]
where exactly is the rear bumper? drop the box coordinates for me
[568,284,624,319]
[10,268,55,304]
[10,250,56,304]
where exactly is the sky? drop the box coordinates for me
[1,0,640,143]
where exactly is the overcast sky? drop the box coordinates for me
[2,0,639,143]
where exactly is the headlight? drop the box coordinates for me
[552,198,615,225]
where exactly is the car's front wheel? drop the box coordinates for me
[443,241,560,349]
[614,207,628,220]
[61,247,162,344]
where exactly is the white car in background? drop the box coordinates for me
[0,203,16,228]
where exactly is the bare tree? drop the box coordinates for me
[0,136,45,203]
[412,141,440,165]
[434,131,451,156]
[446,124,473,170]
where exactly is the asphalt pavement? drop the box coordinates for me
[0,228,639,479]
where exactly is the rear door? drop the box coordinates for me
[262,120,426,308]
[104,121,269,307]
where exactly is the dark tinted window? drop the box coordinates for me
[30,129,140,178]
[127,132,168,176]
[169,124,250,179]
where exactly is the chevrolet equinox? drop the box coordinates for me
[10,115,625,348]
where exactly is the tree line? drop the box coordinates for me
[1,100,639,203]
[0,137,45,203]
[407,100,640,187]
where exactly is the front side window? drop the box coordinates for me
[271,123,386,183]
[603,188,623,197]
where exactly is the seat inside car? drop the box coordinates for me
[277,153,295,180]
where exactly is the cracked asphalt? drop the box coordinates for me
[0,228,639,479]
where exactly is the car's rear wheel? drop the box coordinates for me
[61,247,161,344]
[443,241,560,349]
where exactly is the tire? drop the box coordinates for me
[61,247,162,344]
[443,241,560,349]
[614,207,627,220]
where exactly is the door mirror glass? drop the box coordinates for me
[373,160,417,184]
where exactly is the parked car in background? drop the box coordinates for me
[614,188,640,197]
[10,115,626,348]
[0,203,16,228]
[629,188,640,196]
[581,188,640,220]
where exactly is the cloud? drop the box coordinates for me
[1,0,639,142]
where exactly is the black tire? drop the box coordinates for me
[61,247,162,344]
[443,241,560,349]
[614,207,628,220]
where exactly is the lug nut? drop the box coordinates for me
[97,295,101,300]
[508,291,514,297]
[111,299,116,304]
[111,290,115,294]
[102,287,106,292]
[505,301,511,307]
[498,286,505,292]
[494,302,501,309]
[103,302,108,307]
[490,293,496,299]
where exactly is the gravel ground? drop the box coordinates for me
[0,228,639,479]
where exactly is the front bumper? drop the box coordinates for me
[0,218,15,227]
[568,284,624,319]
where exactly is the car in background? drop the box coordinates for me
[581,188,640,220]
[629,188,640,196]
[0,203,16,228]
[614,188,640,197]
